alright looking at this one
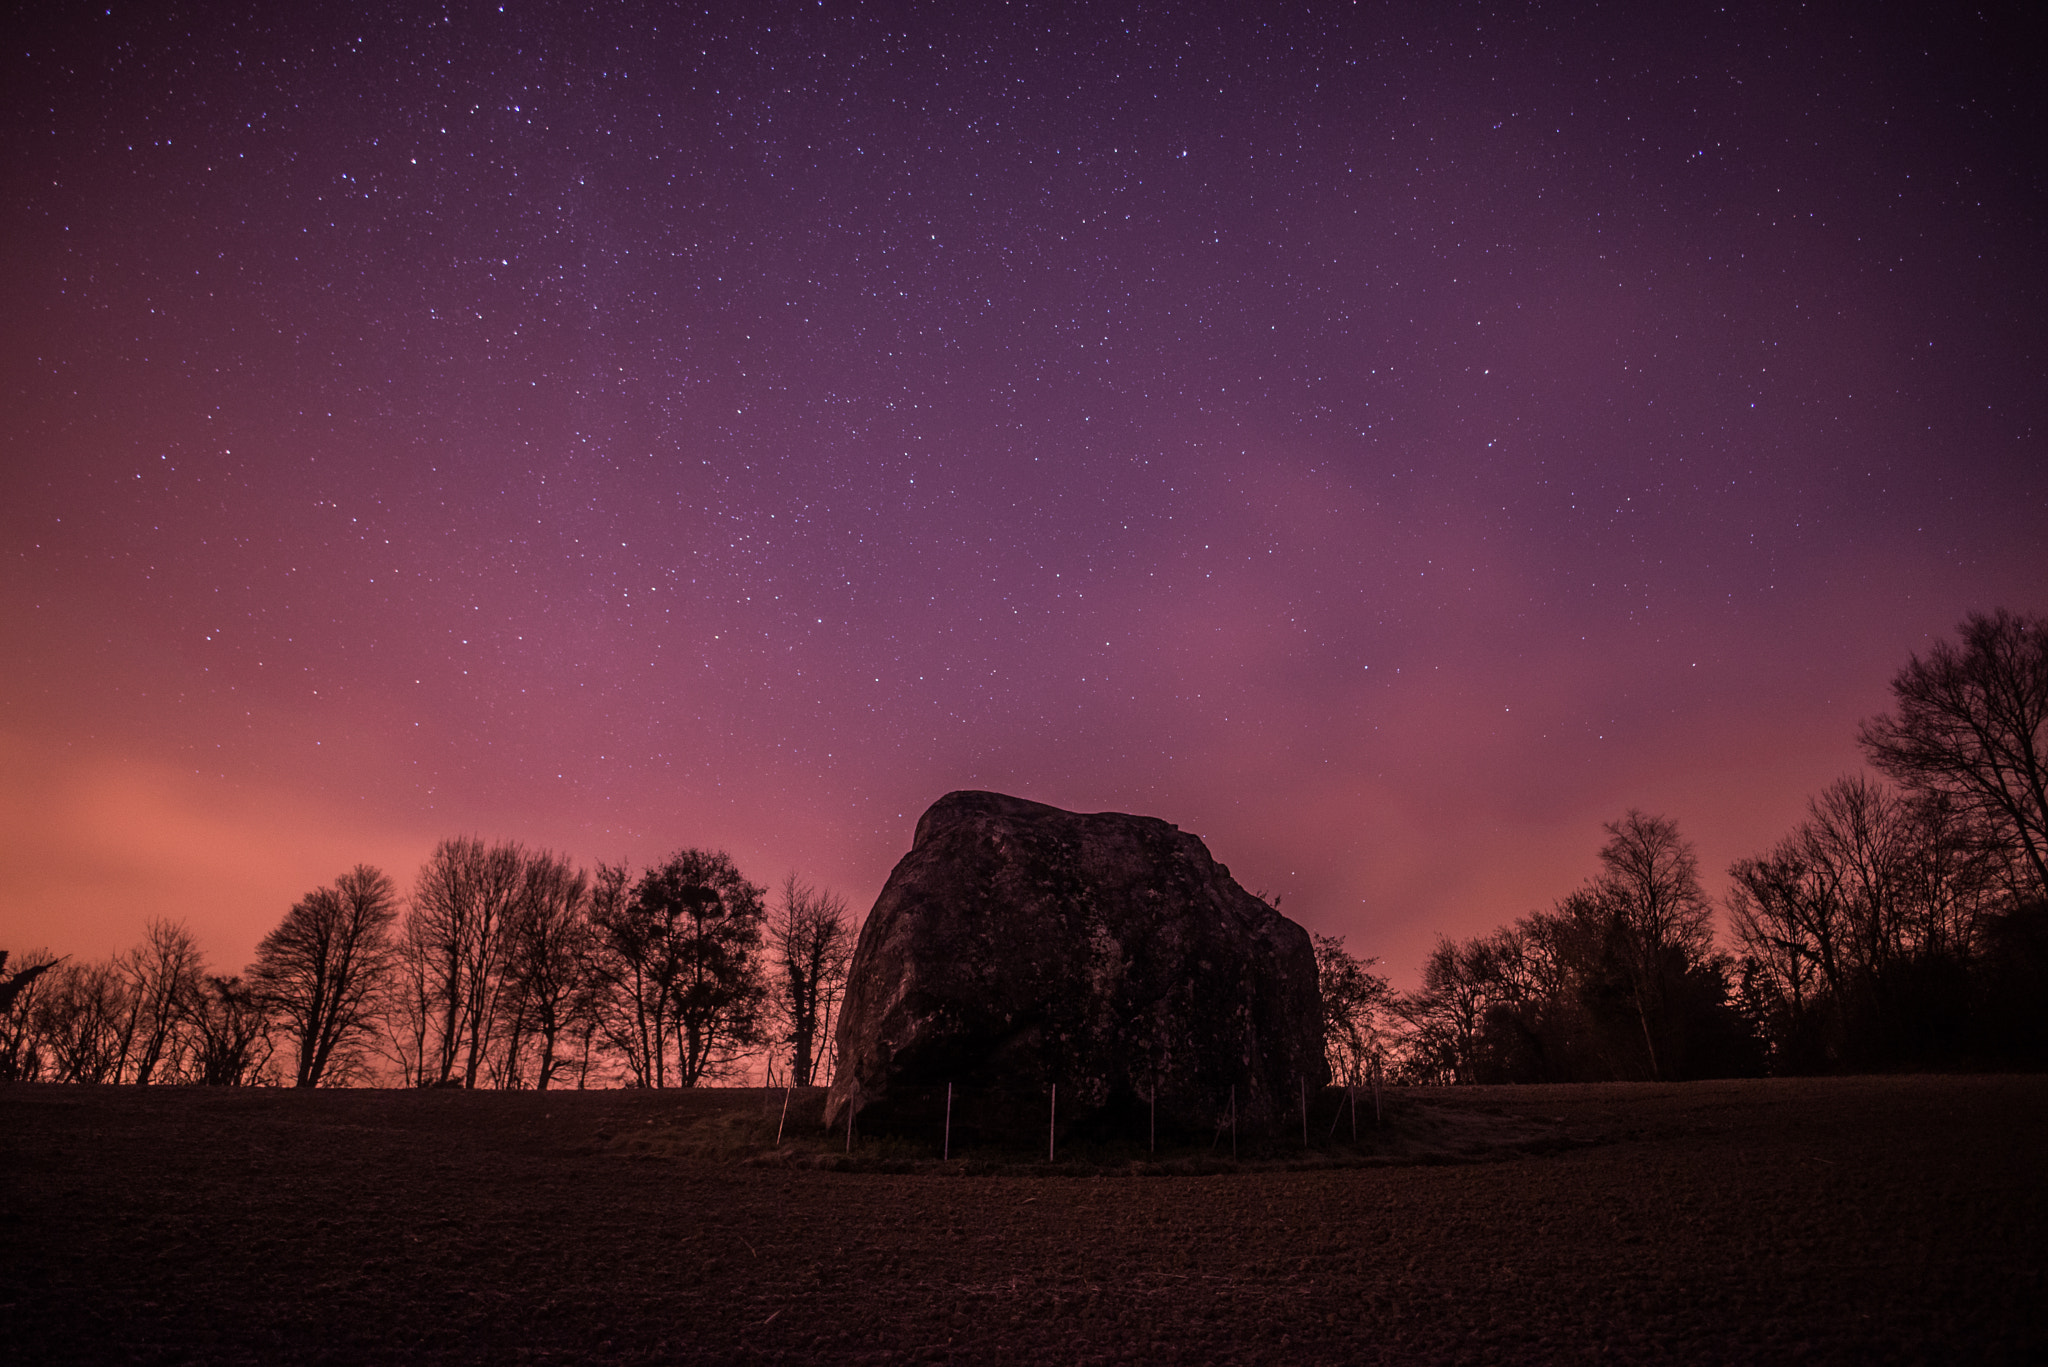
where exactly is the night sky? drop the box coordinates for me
[5,2,2043,988]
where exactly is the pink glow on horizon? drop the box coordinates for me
[3,4,2043,991]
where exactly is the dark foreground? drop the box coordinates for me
[3,1075,2043,1365]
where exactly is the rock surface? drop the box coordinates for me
[824,791,1326,1144]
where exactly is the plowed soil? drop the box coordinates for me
[3,1075,2042,1364]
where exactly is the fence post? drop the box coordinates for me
[1148,1056,1159,1154]
[943,1081,953,1161]
[777,1079,792,1146]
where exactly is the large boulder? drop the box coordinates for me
[824,791,1326,1146]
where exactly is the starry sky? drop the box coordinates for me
[4,1,2044,989]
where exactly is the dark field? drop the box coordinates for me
[3,1075,2043,1364]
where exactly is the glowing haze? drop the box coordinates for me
[4,3,2043,988]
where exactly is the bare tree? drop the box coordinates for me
[37,959,134,1083]
[495,851,593,1090]
[1577,810,1717,1081]
[1393,815,1745,1086]
[406,838,529,1087]
[0,949,61,1015]
[1313,933,1394,1085]
[1730,774,2000,1068]
[570,863,632,1088]
[251,865,400,1087]
[1897,791,2003,963]
[588,860,674,1087]
[1398,936,1494,1084]
[0,949,63,1081]
[187,975,277,1085]
[378,909,438,1086]
[1860,609,2048,897]
[1729,839,1847,1059]
[768,873,853,1087]
[121,919,207,1084]
[1816,777,1923,981]
[1397,918,1578,1084]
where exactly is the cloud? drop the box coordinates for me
[0,732,427,969]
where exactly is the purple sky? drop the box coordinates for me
[4,2,2043,988]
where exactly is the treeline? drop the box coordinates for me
[1394,810,1761,1083]
[0,844,853,1089]
[1316,609,2048,1083]
[8,611,2042,1090]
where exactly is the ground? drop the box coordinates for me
[2,1075,2042,1364]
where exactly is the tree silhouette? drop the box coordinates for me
[0,950,60,1016]
[591,849,768,1087]
[653,850,769,1086]
[495,851,593,1090]
[406,838,529,1087]
[588,860,679,1087]
[188,975,276,1085]
[0,950,63,1081]
[1580,811,1718,1081]
[1313,933,1393,1084]
[1397,813,1748,1084]
[1860,609,2048,898]
[1730,775,2001,1069]
[36,959,133,1083]
[120,919,206,1085]
[252,866,399,1087]
[769,873,852,1087]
